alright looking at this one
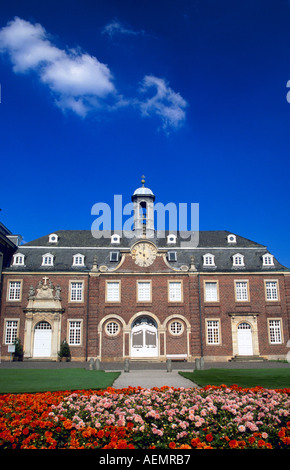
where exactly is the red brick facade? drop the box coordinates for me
[1,259,289,362]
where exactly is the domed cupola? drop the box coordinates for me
[132,176,155,238]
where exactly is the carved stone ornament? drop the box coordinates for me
[25,277,63,312]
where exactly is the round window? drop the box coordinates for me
[106,321,120,336]
[169,321,183,336]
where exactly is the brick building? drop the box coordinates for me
[1,181,289,362]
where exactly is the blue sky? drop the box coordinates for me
[0,0,290,267]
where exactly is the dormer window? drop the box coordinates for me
[111,234,121,244]
[227,234,236,244]
[167,234,177,244]
[168,251,177,262]
[12,253,25,266]
[48,233,58,243]
[233,253,245,267]
[42,253,54,266]
[263,253,274,266]
[203,253,215,266]
[110,251,119,262]
[73,254,85,266]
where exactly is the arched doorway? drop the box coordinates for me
[131,316,158,358]
[33,321,52,358]
[237,322,253,356]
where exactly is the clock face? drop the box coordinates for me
[131,242,157,267]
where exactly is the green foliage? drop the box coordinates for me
[13,338,23,361]
[58,339,71,360]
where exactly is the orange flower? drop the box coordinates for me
[229,440,238,449]
[97,429,105,439]
[169,442,176,449]
[191,437,200,447]
[63,420,73,430]
[116,439,128,449]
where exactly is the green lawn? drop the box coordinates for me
[0,369,120,394]
[179,368,290,389]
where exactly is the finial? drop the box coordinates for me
[141,175,145,187]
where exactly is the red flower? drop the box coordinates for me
[206,433,213,442]
[169,442,176,449]
[229,440,238,448]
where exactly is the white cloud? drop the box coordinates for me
[0,17,188,130]
[102,19,144,38]
[0,17,116,116]
[139,75,188,131]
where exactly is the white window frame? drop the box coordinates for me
[169,320,184,336]
[227,234,237,244]
[42,253,54,266]
[72,254,85,266]
[7,280,22,301]
[168,281,183,302]
[265,280,279,301]
[105,321,120,336]
[167,234,177,244]
[232,253,245,267]
[235,280,249,301]
[5,320,18,344]
[137,281,151,302]
[111,234,121,244]
[206,320,220,345]
[168,251,177,262]
[203,253,215,266]
[268,319,282,344]
[48,233,58,243]
[263,253,274,266]
[70,281,84,302]
[106,281,121,302]
[12,253,25,266]
[68,320,82,345]
[110,251,119,262]
[204,281,219,302]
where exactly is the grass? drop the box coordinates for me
[0,369,120,394]
[179,368,290,389]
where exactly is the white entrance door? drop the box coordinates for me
[33,321,52,357]
[237,322,253,356]
[131,319,158,358]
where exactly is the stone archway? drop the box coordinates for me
[130,315,158,358]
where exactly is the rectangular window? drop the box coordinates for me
[207,320,220,344]
[70,282,83,301]
[269,320,282,344]
[137,281,151,302]
[168,281,182,302]
[265,281,278,301]
[5,320,18,344]
[235,281,249,301]
[8,281,21,301]
[69,321,81,345]
[106,281,120,302]
[205,282,218,302]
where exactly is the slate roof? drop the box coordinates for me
[4,229,288,273]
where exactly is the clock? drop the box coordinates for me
[131,242,157,267]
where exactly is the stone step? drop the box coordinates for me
[230,355,267,362]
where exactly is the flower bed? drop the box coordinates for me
[0,385,289,449]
